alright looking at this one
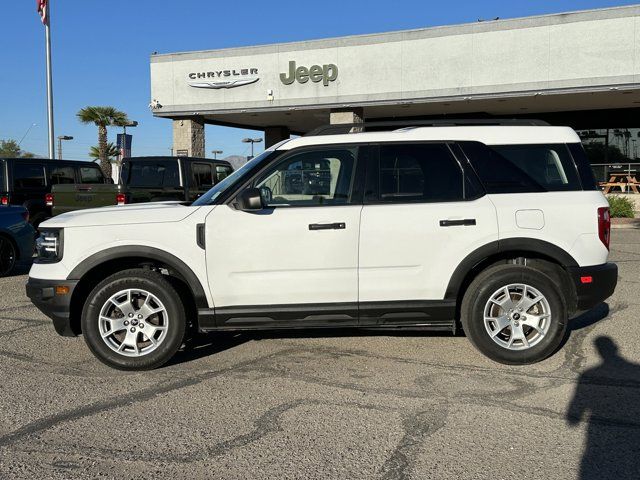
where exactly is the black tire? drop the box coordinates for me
[461,264,567,365]
[81,268,186,370]
[0,235,17,277]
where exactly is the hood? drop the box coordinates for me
[41,202,200,228]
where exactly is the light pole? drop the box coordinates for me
[57,135,73,160]
[242,137,262,160]
[211,149,223,159]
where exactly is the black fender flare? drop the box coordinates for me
[445,238,579,300]
[67,246,209,308]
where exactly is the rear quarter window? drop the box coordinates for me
[460,142,583,193]
[122,160,180,187]
[79,166,105,184]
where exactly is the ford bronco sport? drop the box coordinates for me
[26,123,618,370]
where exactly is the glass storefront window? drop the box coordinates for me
[576,128,640,183]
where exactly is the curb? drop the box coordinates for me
[611,219,640,229]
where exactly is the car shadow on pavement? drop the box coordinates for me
[569,303,611,332]
[566,336,640,480]
[166,332,249,367]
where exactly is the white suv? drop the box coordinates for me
[27,124,618,369]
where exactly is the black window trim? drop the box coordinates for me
[363,140,484,206]
[225,144,368,210]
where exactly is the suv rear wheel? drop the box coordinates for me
[81,269,186,370]
[461,264,567,365]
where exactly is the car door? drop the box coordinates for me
[205,145,365,327]
[358,142,498,325]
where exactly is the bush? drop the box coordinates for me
[607,195,636,218]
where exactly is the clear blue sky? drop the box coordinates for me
[0,0,636,160]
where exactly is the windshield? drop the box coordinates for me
[192,150,275,206]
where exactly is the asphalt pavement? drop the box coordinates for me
[0,230,639,480]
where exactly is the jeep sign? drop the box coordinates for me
[280,61,338,86]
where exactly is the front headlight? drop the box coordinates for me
[35,229,63,263]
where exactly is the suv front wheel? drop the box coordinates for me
[461,264,567,365]
[82,269,186,370]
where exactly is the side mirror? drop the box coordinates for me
[237,188,263,211]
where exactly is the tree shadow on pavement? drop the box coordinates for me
[566,336,640,480]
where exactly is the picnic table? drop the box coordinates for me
[600,172,640,194]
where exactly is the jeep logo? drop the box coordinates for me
[280,61,338,86]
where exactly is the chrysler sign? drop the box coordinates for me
[188,68,259,89]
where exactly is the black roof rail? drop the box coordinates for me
[306,119,550,136]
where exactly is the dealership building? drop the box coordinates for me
[150,4,640,162]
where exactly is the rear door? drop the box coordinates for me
[358,142,498,325]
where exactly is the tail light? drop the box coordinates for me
[45,193,54,207]
[21,211,29,222]
[1,196,8,206]
[598,207,611,250]
[116,193,126,206]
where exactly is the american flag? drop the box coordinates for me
[36,0,48,25]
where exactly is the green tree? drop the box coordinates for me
[0,139,35,158]
[77,106,128,177]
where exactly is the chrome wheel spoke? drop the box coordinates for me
[138,302,163,320]
[121,329,139,354]
[486,315,510,337]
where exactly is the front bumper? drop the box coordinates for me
[26,277,79,336]
[567,262,618,311]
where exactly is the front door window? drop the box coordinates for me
[254,148,357,206]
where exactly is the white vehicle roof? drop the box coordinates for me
[277,126,580,150]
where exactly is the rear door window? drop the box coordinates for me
[13,163,46,189]
[122,160,180,187]
[79,166,104,184]
[50,166,76,184]
[368,143,465,203]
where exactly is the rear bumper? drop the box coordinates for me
[567,262,618,311]
[26,277,79,336]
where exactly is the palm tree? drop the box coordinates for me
[89,142,120,162]
[77,106,129,177]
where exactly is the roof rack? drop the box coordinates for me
[306,119,550,136]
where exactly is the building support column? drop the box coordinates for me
[329,108,364,132]
[172,117,205,157]
[264,126,290,148]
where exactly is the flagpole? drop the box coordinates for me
[44,0,55,158]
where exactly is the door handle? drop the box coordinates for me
[309,222,346,231]
[439,219,476,227]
